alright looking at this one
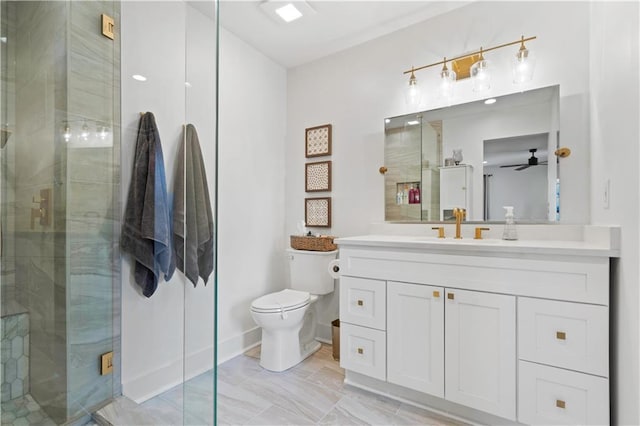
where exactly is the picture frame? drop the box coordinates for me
[305,124,332,158]
[305,160,332,192]
[305,197,331,228]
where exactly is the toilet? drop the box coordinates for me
[250,248,338,372]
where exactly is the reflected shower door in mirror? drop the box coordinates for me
[384,85,560,223]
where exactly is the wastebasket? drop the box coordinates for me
[331,319,340,361]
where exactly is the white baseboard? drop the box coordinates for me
[217,327,262,365]
[122,345,214,404]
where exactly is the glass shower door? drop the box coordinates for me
[1,1,120,424]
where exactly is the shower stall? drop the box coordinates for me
[1,1,218,424]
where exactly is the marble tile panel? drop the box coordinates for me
[243,404,315,426]
[241,369,343,423]
[393,403,469,426]
[215,379,272,425]
[305,366,345,393]
[340,385,402,415]
[318,393,399,426]
[217,353,263,386]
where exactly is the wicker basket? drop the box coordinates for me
[290,235,337,252]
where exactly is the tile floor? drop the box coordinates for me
[0,394,56,426]
[95,343,463,425]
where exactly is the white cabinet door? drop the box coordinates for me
[387,282,444,397]
[445,288,516,420]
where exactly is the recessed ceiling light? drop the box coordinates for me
[407,120,420,126]
[385,119,391,124]
[484,98,497,105]
[132,74,147,82]
[275,3,302,22]
[483,160,488,164]
[259,1,315,25]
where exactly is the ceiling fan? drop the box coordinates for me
[500,148,548,171]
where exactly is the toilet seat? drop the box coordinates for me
[251,289,310,313]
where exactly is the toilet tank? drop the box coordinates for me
[286,248,337,295]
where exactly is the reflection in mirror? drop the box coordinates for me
[384,85,560,223]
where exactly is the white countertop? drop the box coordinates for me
[335,225,620,258]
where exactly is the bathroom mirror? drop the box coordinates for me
[384,85,560,223]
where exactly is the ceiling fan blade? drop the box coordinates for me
[515,165,530,171]
[500,163,526,168]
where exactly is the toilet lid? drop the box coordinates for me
[251,289,310,313]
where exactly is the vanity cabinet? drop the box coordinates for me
[336,241,612,425]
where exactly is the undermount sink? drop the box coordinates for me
[411,236,501,244]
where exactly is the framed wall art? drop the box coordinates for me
[305,124,332,158]
[305,197,331,228]
[305,160,332,192]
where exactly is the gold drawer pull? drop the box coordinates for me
[556,331,566,340]
[556,399,566,409]
[357,348,364,354]
[357,300,364,306]
[447,293,455,300]
[433,291,440,298]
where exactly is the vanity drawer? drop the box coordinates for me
[518,361,609,426]
[340,276,386,330]
[518,298,608,377]
[340,323,386,381]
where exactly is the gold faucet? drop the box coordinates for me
[453,207,466,239]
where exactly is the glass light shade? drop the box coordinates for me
[512,47,536,84]
[62,123,72,142]
[440,67,456,99]
[471,58,491,92]
[80,122,90,140]
[404,74,422,108]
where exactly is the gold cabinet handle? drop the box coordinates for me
[379,166,388,174]
[447,293,455,300]
[431,226,445,238]
[556,399,566,409]
[357,348,364,354]
[474,227,490,240]
[433,290,440,298]
[556,331,566,340]
[357,300,364,306]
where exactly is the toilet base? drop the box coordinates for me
[259,337,321,372]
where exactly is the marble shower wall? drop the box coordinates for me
[65,1,121,418]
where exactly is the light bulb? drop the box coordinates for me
[404,69,422,108]
[439,58,456,100]
[62,122,72,142]
[512,37,536,85]
[98,126,109,140]
[471,49,491,92]
[81,122,90,141]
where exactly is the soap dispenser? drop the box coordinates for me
[502,206,518,240]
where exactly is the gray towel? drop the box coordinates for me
[173,124,214,286]
[121,112,175,297]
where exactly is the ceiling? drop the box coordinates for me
[218,1,469,68]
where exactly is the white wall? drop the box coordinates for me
[589,2,640,425]
[120,2,216,402]
[217,28,288,361]
[286,0,592,349]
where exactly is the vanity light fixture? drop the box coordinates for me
[470,47,491,92]
[404,68,422,107]
[403,35,536,105]
[440,57,456,99]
